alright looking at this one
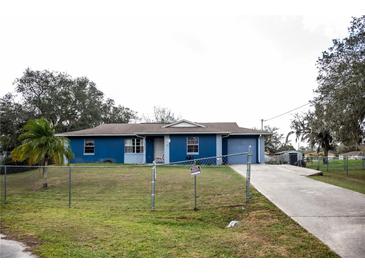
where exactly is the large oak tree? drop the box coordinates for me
[314,16,365,146]
[1,69,137,153]
[291,16,365,153]
[14,68,137,133]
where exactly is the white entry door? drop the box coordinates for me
[154,138,164,162]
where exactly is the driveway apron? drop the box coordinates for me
[230,164,365,258]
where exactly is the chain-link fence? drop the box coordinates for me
[151,152,252,210]
[305,156,365,176]
[1,151,252,211]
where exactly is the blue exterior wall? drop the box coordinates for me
[68,134,264,165]
[222,137,228,155]
[145,136,154,163]
[169,134,217,163]
[69,136,124,163]
[226,135,259,164]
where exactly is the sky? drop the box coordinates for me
[0,0,364,147]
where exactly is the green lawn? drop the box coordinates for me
[0,165,337,257]
[306,159,365,194]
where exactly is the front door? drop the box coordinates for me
[154,138,164,163]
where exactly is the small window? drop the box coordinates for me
[187,137,199,155]
[84,139,95,155]
[125,138,144,153]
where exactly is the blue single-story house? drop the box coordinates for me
[58,120,270,164]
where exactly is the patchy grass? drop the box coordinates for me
[310,170,365,194]
[306,160,365,194]
[0,165,337,257]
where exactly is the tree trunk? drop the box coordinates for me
[323,147,329,157]
[43,158,48,188]
[323,147,329,164]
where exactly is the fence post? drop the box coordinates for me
[192,159,198,211]
[317,156,320,170]
[3,166,7,204]
[193,174,197,211]
[245,146,252,202]
[68,166,72,208]
[346,156,349,176]
[326,156,329,172]
[151,161,156,210]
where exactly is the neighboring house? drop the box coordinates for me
[339,151,364,160]
[57,119,270,164]
[304,151,337,159]
[274,150,303,165]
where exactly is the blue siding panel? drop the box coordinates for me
[222,137,228,156]
[227,135,258,164]
[69,137,124,163]
[169,134,217,163]
[146,136,154,163]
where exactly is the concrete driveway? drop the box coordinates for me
[0,234,35,258]
[231,164,365,258]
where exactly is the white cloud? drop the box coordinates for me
[0,1,363,148]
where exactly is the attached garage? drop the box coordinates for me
[227,137,257,164]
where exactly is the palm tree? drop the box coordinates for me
[11,118,73,188]
[289,111,334,160]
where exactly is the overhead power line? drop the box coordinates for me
[263,102,311,122]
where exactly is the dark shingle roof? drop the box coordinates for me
[57,122,270,137]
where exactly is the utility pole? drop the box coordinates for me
[261,119,264,130]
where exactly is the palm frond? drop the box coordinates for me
[11,118,73,165]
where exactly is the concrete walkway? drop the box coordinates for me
[0,234,35,258]
[231,164,365,258]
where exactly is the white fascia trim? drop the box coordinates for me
[216,135,222,165]
[164,135,170,164]
[135,131,230,135]
[229,133,271,136]
[257,134,261,164]
[162,119,206,128]
[143,137,146,164]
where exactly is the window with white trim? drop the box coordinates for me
[84,139,95,155]
[125,138,144,153]
[187,137,199,154]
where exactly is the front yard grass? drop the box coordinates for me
[306,160,365,194]
[0,165,337,257]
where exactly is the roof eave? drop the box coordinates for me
[135,131,229,135]
[229,132,271,135]
[57,131,271,137]
[56,133,137,137]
